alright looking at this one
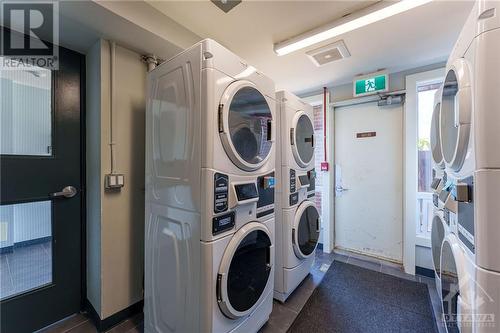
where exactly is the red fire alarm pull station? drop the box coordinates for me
[321,87,329,172]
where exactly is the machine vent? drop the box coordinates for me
[306,40,351,67]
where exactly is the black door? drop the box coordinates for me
[0,45,84,332]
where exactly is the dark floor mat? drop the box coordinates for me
[288,261,437,333]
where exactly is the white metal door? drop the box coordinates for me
[334,101,403,262]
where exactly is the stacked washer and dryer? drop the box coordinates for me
[274,91,320,302]
[430,1,500,332]
[144,39,277,333]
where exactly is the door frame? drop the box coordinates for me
[302,93,334,253]
[331,94,403,260]
[404,68,444,274]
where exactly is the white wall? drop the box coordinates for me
[86,39,146,319]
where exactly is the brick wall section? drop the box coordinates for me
[313,105,324,212]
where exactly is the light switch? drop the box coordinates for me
[105,174,125,190]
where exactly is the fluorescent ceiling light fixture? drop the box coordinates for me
[274,0,433,56]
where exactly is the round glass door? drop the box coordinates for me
[292,112,315,167]
[431,214,446,278]
[219,81,273,171]
[293,201,320,259]
[440,59,472,172]
[440,240,461,333]
[430,89,444,168]
[217,223,272,319]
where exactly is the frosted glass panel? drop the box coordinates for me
[0,201,52,300]
[0,61,52,156]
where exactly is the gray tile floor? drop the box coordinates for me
[0,241,52,300]
[39,248,446,333]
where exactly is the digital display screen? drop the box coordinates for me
[235,183,259,201]
[218,216,232,226]
[298,175,310,187]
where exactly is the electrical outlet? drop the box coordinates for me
[105,174,124,190]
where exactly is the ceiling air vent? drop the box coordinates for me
[211,0,242,13]
[306,40,350,67]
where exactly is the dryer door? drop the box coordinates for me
[292,201,320,259]
[431,87,445,169]
[291,112,315,168]
[440,235,473,333]
[217,222,272,319]
[219,81,273,171]
[440,59,473,172]
[431,213,447,279]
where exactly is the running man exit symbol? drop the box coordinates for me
[365,78,376,92]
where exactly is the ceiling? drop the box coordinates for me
[147,0,473,94]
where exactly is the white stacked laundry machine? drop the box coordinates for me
[431,1,500,332]
[274,90,320,302]
[144,39,276,333]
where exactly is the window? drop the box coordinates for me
[0,59,52,156]
[0,201,53,300]
[416,82,442,237]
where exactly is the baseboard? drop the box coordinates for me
[415,266,435,279]
[84,299,143,332]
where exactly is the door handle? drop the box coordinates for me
[50,186,77,199]
[335,185,349,192]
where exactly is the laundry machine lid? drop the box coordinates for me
[217,222,272,319]
[292,200,320,259]
[440,234,473,332]
[440,59,472,172]
[430,87,445,168]
[431,212,447,279]
[219,81,273,171]
[291,112,315,168]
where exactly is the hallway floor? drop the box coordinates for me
[38,249,445,333]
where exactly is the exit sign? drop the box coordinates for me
[353,72,388,97]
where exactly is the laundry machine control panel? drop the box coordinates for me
[289,169,296,193]
[307,169,316,198]
[455,176,475,254]
[214,173,229,213]
[256,172,275,219]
